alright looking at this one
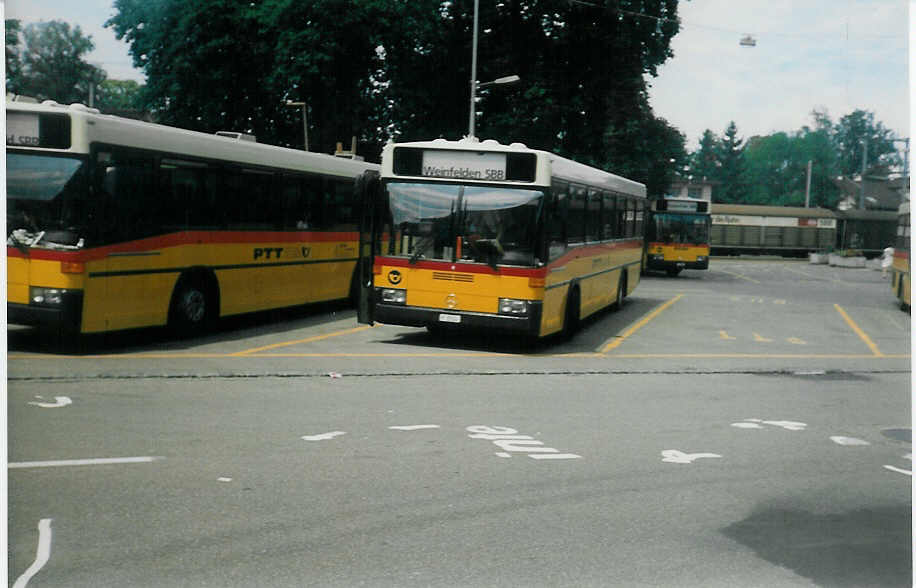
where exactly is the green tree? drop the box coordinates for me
[5,19,23,94]
[833,109,899,177]
[108,0,683,176]
[689,129,720,182]
[95,79,144,113]
[717,122,745,203]
[15,20,105,104]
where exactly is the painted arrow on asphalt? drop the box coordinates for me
[28,396,72,408]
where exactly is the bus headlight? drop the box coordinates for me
[498,298,529,316]
[380,288,407,304]
[30,286,70,307]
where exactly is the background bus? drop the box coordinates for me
[890,200,910,309]
[645,197,710,276]
[7,99,378,336]
[355,138,647,338]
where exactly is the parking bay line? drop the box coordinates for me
[9,456,162,469]
[834,304,884,357]
[229,325,372,356]
[602,294,684,353]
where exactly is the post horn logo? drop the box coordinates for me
[388,270,402,285]
[445,293,458,309]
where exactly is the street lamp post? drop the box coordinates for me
[467,0,519,138]
[285,101,309,151]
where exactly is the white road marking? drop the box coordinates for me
[389,425,440,431]
[27,396,71,408]
[761,420,807,431]
[529,453,582,460]
[12,518,52,588]
[883,465,913,476]
[300,431,346,441]
[217,477,233,482]
[830,436,870,446]
[9,456,161,469]
[467,425,580,460]
[661,450,723,464]
[735,419,807,431]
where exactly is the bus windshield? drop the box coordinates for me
[7,152,88,249]
[649,212,709,245]
[384,182,544,267]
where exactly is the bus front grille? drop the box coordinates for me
[432,272,474,282]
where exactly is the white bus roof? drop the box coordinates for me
[381,137,646,198]
[6,100,379,178]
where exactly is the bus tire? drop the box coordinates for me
[614,273,627,310]
[169,271,218,335]
[562,285,580,338]
[666,267,681,277]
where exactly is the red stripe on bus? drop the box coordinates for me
[6,230,358,262]
[376,239,644,278]
[647,242,709,249]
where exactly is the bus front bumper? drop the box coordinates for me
[8,291,83,334]
[374,301,543,336]
[646,255,709,271]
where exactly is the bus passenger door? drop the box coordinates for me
[356,170,380,325]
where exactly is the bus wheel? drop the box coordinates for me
[666,267,681,277]
[169,274,216,335]
[614,274,627,310]
[562,286,580,338]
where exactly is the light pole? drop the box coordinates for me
[285,101,309,151]
[466,0,519,138]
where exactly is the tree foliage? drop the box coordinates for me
[7,20,105,104]
[107,0,685,193]
[688,108,902,208]
[5,19,23,92]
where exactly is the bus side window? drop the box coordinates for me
[586,189,601,242]
[635,201,645,238]
[547,182,568,260]
[325,177,357,231]
[300,174,326,229]
[279,175,305,229]
[616,195,627,237]
[602,193,615,239]
[96,149,158,241]
[567,186,586,245]
[240,169,275,229]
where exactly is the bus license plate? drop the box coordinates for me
[438,313,461,323]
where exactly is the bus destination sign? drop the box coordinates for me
[7,113,40,147]
[421,150,507,181]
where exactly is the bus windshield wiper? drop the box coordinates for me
[408,236,433,264]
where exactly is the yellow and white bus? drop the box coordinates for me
[890,200,910,309]
[7,99,378,336]
[645,197,710,276]
[355,138,647,338]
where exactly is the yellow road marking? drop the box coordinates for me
[753,332,772,342]
[719,330,736,340]
[602,294,683,353]
[7,352,909,360]
[714,269,760,284]
[229,325,372,356]
[834,304,884,357]
[787,337,806,345]
[782,264,842,284]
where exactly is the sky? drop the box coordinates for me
[4,0,911,153]
[647,0,910,149]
